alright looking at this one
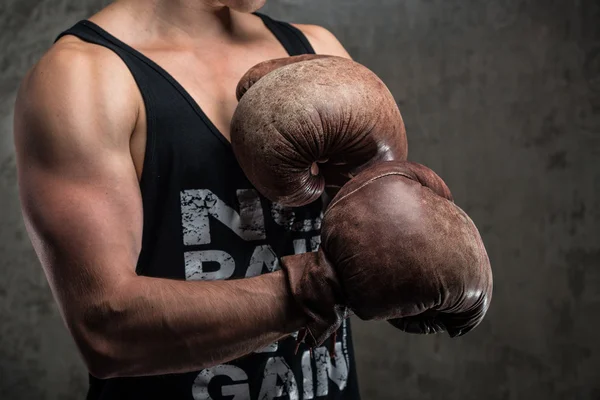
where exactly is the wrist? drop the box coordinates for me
[271,269,309,334]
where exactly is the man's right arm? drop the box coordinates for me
[14,41,306,379]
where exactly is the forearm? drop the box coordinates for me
[77,270,305,378]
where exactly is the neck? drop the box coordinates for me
[113,0,248,41]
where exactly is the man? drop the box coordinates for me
[13,0,360,399]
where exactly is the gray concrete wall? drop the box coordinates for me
[1,0,599,399]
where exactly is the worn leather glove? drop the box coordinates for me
[231,54,408,207]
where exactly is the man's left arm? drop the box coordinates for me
[294,24,352,59]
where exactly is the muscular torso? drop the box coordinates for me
[63,8,296,182]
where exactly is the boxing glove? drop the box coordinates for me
[236,54,332,100]
[324,160,492,337]
[279,160,492,352]
[231,55,408,207]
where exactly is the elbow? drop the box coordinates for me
[67,299,134,379]
[81,339,122,379]
[72,323,127,379]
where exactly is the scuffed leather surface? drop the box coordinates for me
[236,54,331,101]
[280,251,347,347]
[231,56,408,206]
[322,161,493,337]
[280,160,492,345]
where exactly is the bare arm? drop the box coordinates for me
[14,41,305,380]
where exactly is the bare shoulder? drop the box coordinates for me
[16,36,139,150]
[22,35,135,103]
[292,24,352,59]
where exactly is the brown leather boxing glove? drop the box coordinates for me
[235,54,332,101]
[279,160,492,354]
[232,57,491,347]
[231,55,408,207]
[323,161,493,337]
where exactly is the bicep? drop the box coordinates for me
[13,49,142,323]
[17,145,142,294]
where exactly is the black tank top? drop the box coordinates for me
[56,13,361,400]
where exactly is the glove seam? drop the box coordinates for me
[325,171,414,215]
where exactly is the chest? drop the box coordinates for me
[126,49,326,279]
[148,44,288,139]
[129,43,289,180]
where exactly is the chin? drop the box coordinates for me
[220,0,267,13]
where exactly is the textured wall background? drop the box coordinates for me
[1,0,599,399]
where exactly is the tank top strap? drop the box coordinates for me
[254,12,316,56]
[55,20,153,76]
